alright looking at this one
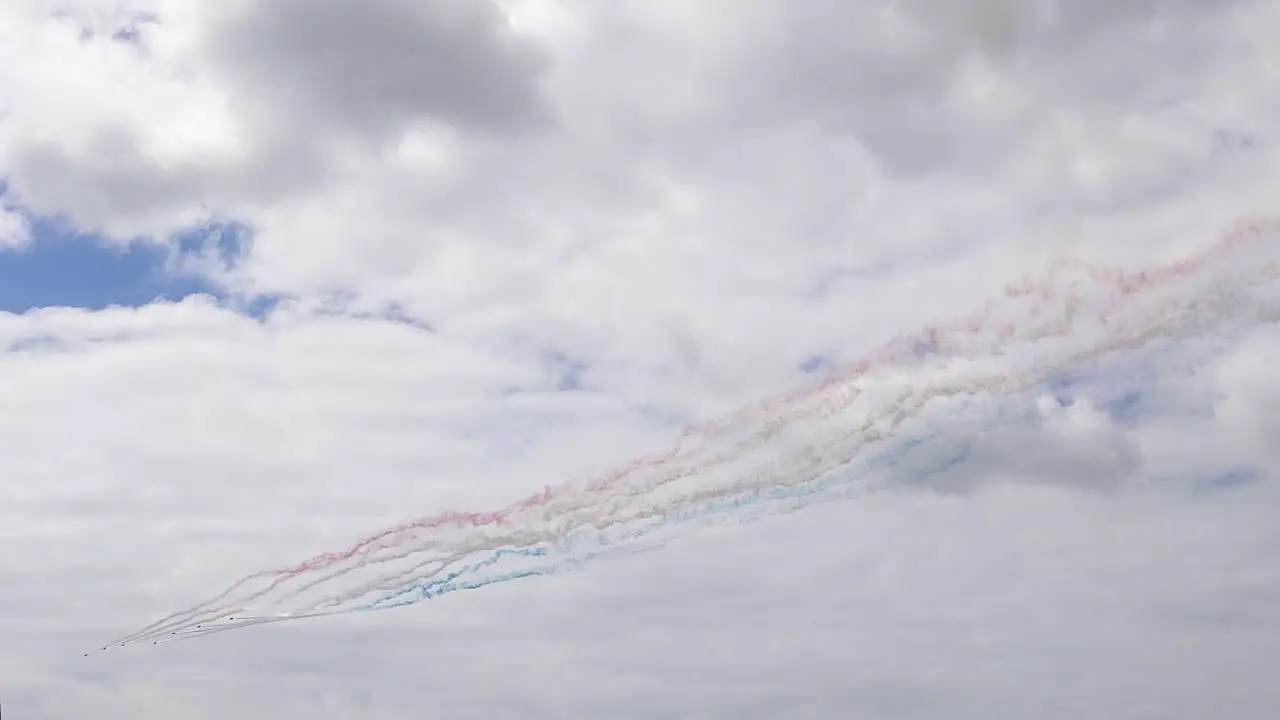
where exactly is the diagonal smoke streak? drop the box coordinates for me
[102,218,1280,650]
[352,290,1272,617]
[220,239,1269,617]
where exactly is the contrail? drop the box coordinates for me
[99,217,1280,650]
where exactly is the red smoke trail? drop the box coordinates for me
[104,216,1280,650]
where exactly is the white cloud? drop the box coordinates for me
[2,0,1280,717]
[0,205,30,247]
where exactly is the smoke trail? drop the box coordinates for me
[117,310,1269,645]
[102,218,1280,650]
[112,218,1274,646]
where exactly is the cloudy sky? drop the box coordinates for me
[2,0,1280,717]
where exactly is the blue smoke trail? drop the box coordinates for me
[365,395,1024,610]
[362,325,1245,612]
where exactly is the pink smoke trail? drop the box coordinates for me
[104,217,1280,649]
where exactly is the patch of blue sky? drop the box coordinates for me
[171,218,253,272]
[1041,326,1245,425]
[798,353,830,374]
[109,12,160,46]
[51,8,160,46]
[0,211,232,314]
[0,187,315,325]
[545,350,588,392]
[1196,467,1260,495]
[302,290,436,333]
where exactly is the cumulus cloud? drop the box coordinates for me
[207,0,553,141]
[2,0,1280,717]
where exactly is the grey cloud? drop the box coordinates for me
[209,0,553,142]
[954,415,1143,492]
[705,0,1240,177]
[10,130,211,235]
[2,0,554,239]
[9,128,328,239]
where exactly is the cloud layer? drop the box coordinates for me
[2,0,1279,717]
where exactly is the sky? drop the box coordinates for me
[1,0,1279,717]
